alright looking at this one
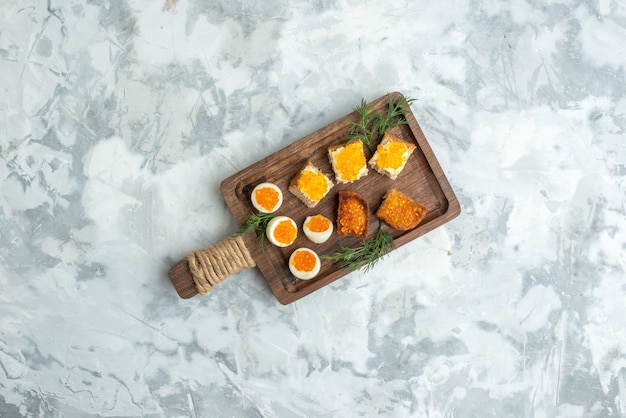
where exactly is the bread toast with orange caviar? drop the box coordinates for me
[328,140,368,184]
[375,189,427,231]
[289,160,334,208]
[337,190,369,238]
[368,133,416,180]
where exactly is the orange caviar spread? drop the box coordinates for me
[376,189,427,231]
[335,141,366,181]
[338,197,367,236]
[254,187,280,211]
[297,169,329,201]
[376,141,407,170]
[291,249,317,272]
[273,219,297,245]
[305,214,331,233]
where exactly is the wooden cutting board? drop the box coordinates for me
[169,92,460,304]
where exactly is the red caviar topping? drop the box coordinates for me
[291,249,317,272]
[305,214,331,233]
[254,186,280,211]
[273,219,297,245]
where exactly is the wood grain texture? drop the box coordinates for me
[220,92,460,305]
[168,258,198,299]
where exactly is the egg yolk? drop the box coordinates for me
[254,187,279,211]
[335,141,366,181]
[306,214,331,233]
[290,250,317,272]
[297,170,329,201]
[273,219,297,245]
[376,141,407,170]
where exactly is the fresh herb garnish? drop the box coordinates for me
[323,224,395,272]
[346,98,378,147]
[347,94,415,151]
[237,212,274,249]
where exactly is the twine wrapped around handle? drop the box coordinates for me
[168,234,255,298]
[187,234,256,294]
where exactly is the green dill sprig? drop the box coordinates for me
[347,98,379,146]
[374,94,415,137]
[322,224,395,272]
[347,94,416,151]
[236,212,274,249]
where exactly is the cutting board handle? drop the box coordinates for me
[168,234,256,299]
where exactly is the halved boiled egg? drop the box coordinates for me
[303,214,333,244]
[289,248,321,280]
[266,216,297,247]
[251,182,283,213]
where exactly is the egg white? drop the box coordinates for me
[288,248,321,280]
[266,216,297,247]
[251,182,283,213]
[303,214,333,244]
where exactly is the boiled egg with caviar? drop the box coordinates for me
[266,216,298,247]
[251,182,283,213]
[289,248,321,280]
[303,214,333,244]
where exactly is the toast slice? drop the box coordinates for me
[368,133,416,180]
[375,189,427,231]
[289,160,334,208]
[337,190,369,238]
[328,139,368,184]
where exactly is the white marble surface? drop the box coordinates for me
[1,0,625,416]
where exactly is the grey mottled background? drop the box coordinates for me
[1,0,625,416]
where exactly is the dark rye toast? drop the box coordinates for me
[337,190,369,238]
